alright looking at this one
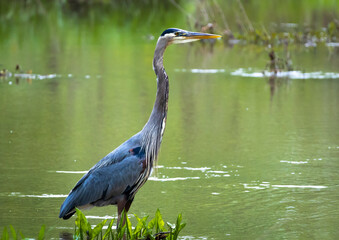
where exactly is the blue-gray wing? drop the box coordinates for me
[59,147,145,219]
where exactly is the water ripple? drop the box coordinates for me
[280,160,308,164]
[175,68,225,74]
[148,176,200,182]
[55,164,238,180]
[8,192,67,198]
[242,182,328,190]
[271,185,327,189]
[231,68,339,79]
[166,166,211,172]
[55,170,88,174]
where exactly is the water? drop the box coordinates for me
[1,14,339,240]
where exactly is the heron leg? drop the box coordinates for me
[116,197,134,227]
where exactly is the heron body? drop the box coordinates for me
[59,28,221,223]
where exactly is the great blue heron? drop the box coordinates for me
[59,28,221,224]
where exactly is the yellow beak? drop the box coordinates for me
[184,31,222,40]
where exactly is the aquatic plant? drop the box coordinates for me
[1,224,45,240]
[73,208,186,240]
[0,209,185,240]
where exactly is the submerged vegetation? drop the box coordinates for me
[190,0,339,47]
[1,209,185,240]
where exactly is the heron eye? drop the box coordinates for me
[175,32,180,36]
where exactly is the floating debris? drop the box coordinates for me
[13,73,61,80]
[0,69,10,77]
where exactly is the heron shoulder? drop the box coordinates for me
[92,132,143,169]
[70,133,143,192]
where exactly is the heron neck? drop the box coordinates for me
[141,39,169,157]
[152,40,169,128]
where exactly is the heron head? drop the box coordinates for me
[160,28,221,45]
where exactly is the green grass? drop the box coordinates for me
[1,209,186,240]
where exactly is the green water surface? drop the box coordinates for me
[1,2,339,239]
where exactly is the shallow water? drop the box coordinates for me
[1,21,339,240]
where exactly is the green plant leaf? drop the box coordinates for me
[170,213,186,240]
[147,216,155,228]
[117,224,126,239]
[102,219,114,239]
[9,225,16,240]
[2,227,9,240]
[86,221,93,239]
[154,209,166,233]
[75,208,93,239]
[38,225,45,240]
[92,219,107,238]
[133,215,148,237]
[125,214,133,239]
[116,210,130,239]
[18,230,25,239]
